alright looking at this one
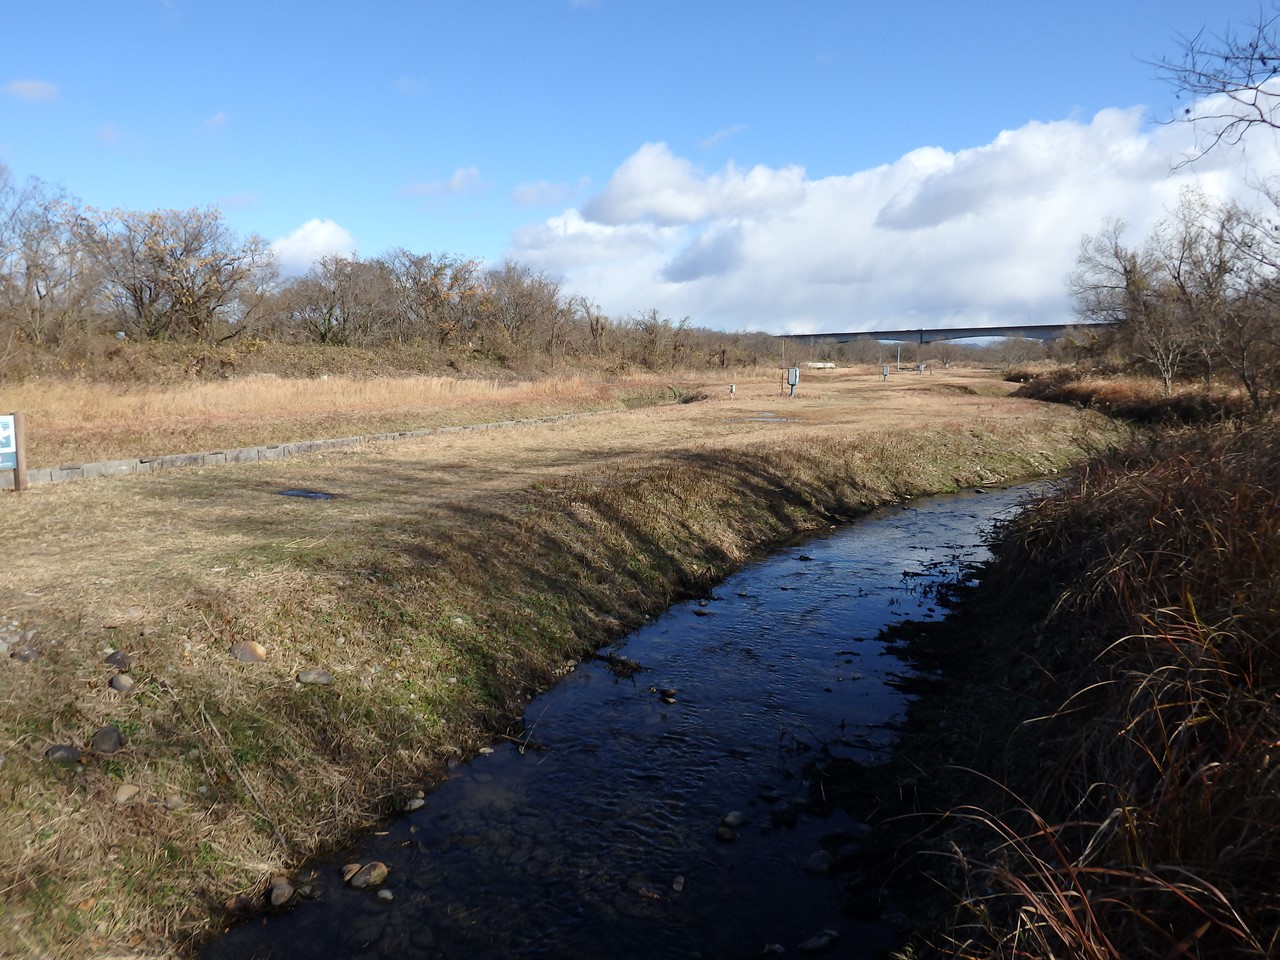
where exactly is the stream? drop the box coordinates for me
[203,483,1039,960]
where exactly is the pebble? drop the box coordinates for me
[797,929,840,955]
[672,875,685,893]
[104,650,132,671]
[376,889,394,902]
[9,642,39,662]
[715,825,737,843]
[346,861,389,888]
[269,881,295,907]
[721,811,748,828]
[296,668,334,685]
[45,744,81,765]
[114,784,141,805]
[90,725,125,754]
[230,640,267,663]
[109,674,136,694]
[404,798,425,811]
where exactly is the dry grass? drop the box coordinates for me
[1009,371,1252,425]
[1,372,683,467]
[926,420,1280,959]
[0,368,1120,959]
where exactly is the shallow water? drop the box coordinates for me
[203,484,1038,960]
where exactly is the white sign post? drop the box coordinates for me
[1,412,27,491]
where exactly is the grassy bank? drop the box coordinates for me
[0,371,1119,959]
[885,417,1279,959]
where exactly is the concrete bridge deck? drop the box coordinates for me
[779,322,1099,345]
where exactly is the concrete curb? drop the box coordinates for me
[1,411,601,491]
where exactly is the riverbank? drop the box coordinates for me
[0,370,1121,959]
[871,418,1279,959]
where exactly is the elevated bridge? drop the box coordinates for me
[778,322,1099,346]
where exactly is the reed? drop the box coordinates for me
[933,420,1280,959]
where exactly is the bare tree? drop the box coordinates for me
[1156,9,1280,156]
[71,206,275,341]
[0,172,99,345]
[1071,219,1192,393]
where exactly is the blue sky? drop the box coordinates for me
[4,0,1280,334]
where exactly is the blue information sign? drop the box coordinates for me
[0,415,16,471]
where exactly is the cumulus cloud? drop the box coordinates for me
[401,166,483,197]
[582,142,806,225]
[5,79,59,102]
[509,104,1280,334]
[271,219,357,276]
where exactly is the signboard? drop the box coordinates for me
[0,415,15,471]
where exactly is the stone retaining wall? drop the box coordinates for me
[1,413,592,491]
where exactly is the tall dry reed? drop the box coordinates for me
[942,422,1280,958]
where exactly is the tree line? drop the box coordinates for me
[0,164,779,374]
[1069,186,1280,410]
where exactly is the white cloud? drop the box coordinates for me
[96,123,121,144]
[699,124,748,151]
[509,105,1280,334]
[204,110,228,130]
[271,219,357,276]
[5,79,59,102]
[512,176,590,206]
[583,142,806,225]
[401,166,483,197]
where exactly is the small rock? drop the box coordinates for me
[376,889,394,902]
[478,747,494,755]
[45,744,81,765]
[721,811,748,828]
[803,850,834,875]
[715,825,737,843]
[90,725,125,754]
[797,929,840,955]
[269,881,295,907]
[347,861,389,888]
[109,673,136,694]
[104,650,132,671]
[114,784,141,805]
[404,797,425,811]
[9,643,39,662]
[672,875,685,893]
[296,668,334,685]
[341,863,362,882]
[230,640,267,663]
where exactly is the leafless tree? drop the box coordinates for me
[0,172,99,345]
[1071,219,1192,393]
[71,206,275,341]
[1155,9,1280,157]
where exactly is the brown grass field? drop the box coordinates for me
[0,367,1121,959]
